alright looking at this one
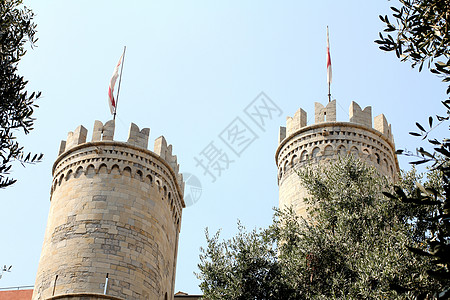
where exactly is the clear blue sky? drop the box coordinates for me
[0,0,447,295]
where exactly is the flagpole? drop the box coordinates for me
[328,82,331,103]
[113,46,126,121]
[327,26,332,103]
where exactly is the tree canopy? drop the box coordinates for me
[376,0,449,91]
[0,0,42,188]
[197,157,442,299]
[376,1,450,297]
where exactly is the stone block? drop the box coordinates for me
[66,125,88,150]
[127,123,150,149]
[349,101,372,127]
[286,108,307,136]
[315,100,336,123]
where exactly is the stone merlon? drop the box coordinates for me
[349,101,372,128]
[154,136,184,191]
[374,113,393,142]
[128,122,150,149]
[315,100,336,123]
[286,108,307,137]
[92,120,115,142]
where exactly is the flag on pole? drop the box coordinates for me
[108,54,123,115]
[327,26,332,85]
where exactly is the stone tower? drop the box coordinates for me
[33,120,185,300]
[276,100,399,219]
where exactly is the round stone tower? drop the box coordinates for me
[33,120,185,300]
[276,100,399,219]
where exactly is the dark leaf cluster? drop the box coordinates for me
[375,0,450,93]
[0,0,42,188]
[377,0,450,297]
[386,115,450,298]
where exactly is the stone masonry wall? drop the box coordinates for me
[33,121,184,300]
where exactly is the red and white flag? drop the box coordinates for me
[327,27,332,85]
[108,54,123,115]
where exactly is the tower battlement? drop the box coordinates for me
[280,101,394,143]
[276,100,399,219]
[57,120,184,195]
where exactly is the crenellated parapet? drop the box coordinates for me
[276,100,399,219]
[57,120,184,195]
[51,120,185,241]
[280,101,394,144]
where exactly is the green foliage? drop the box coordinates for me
[197,224,285,300]
[0,0,42,188]
[377,0,450,297]
[293,157,441,299]
[375,0,450,93]
[385,141,450,298]
[197,157,442,299]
